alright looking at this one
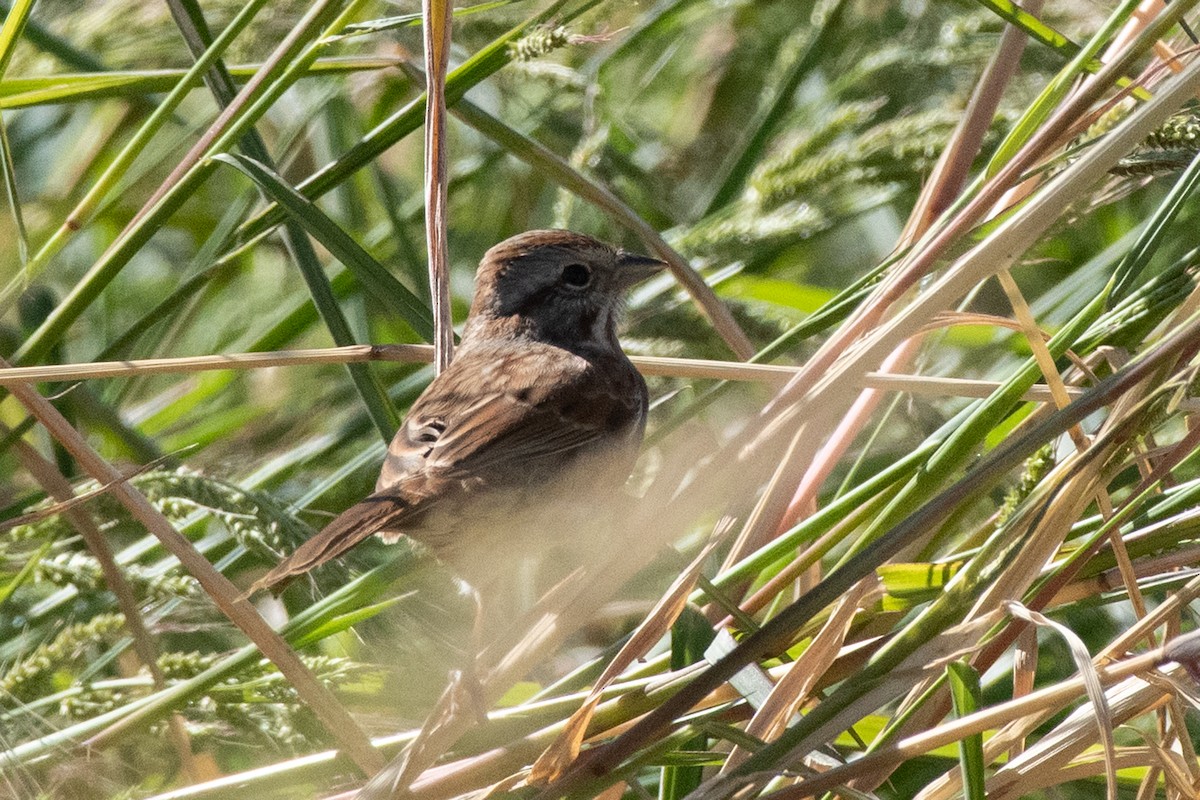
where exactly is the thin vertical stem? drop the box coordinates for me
[424,0,454,373]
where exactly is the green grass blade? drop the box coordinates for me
[0,110,26,270]
[0,0,106,71]
[0,0,31,281]
[0,0,33,78]
[0,540,52,611]
[1109,148,1200,304]
[0,0,275,311]
[228,0,584,248]
[947,661,986,800]
[659,607,715,800]
[167,0,400,442]
[335,0,522,40]
[702,0,848,215]
[0,58,396,108]
[10,0,350,364]
[972,0,1075,54]
[972,0,1151,101]
[985,0,1142,176]
[214,153,433,341]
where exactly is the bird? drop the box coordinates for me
[248,230,665,596]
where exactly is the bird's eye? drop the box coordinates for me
[561,263,592,288]
[414,420,445,444]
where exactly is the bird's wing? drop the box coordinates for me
[398,346,640,485]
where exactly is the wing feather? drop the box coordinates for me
[247,493,410,595]
[382,344,638,488]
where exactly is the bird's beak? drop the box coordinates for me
[616,251,668,286]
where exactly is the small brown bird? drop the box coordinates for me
[249,230,664,595]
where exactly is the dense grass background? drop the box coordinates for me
[3,0,1200,798]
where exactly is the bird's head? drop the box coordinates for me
[464,230,665,350]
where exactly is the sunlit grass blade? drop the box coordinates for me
[335,0,521,40]
[0,110,26,270]
[214,153,434,340]
[947,661,987,800]
[986,0,1142,176]
[971,0,1152,101]
[0,0,275,312]
[0,58,397,108]
[0,0,33,78]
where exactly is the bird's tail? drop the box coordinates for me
[245,492,411,597]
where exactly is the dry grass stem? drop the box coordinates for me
[762,647,1171,800]
[763,10,1199,442]
[785,2,1044,546]
[423,0,453,373]
[901,0,1042,240]
[0,345,1103,405]
[744,53,1200,527]
[1,423,199,778]
[9,3,1200,797]
[723,578,875,773]
[1004,601,1118,799]
[0,355,386,776]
